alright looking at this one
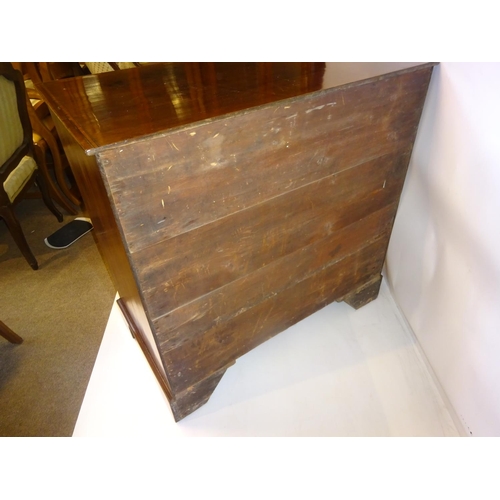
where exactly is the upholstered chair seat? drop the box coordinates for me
[0,63,62,270]
[3,155,37,203]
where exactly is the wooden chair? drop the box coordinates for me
[0,62,63,270]
[11,63,82,214]
[26,87,81,214]
[0,320,23,344]
[23,62,88,82]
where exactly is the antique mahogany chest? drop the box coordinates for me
[37,62,436,421]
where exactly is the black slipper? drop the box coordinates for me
[44,217,93,249]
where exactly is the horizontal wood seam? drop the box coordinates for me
[152,212,395,330]
[126,150,407,256]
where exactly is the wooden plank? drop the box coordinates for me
[162,236,388,394]
[154,203,396,353]
[99,68,431,252]
[133,151,408,318]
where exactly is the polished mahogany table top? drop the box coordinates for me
[36,62,432,155]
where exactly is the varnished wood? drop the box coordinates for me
[0,321,23,344]
[10,63,82,212]
[0,62,63,270]
[36,62,433,154]
[36,62,437,420]
[37,62,87,82]
[117,298,173,401]
[26,88,80,214]
[50,112,169,395]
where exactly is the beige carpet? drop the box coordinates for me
[0,197,116,436]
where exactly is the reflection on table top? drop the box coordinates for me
[36,62,432,155]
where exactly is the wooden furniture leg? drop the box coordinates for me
[35,171,64,223]
[0,172,62,271]
[117,298,228,421]
[341,274,383,310]
[0,321,24,344]
[33,142,78,215]
[169,368,228,422]
[26,86,83,212]
[0,206,39,270]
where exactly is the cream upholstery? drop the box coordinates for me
[85,62,138,74]
[0,74,38,203]
[3,155,37,203]
[0,62,63,270]
[0,75,23,166]
[85,62,114,74]
[117,62,137,70]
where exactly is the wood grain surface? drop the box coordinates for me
[37,62,436,420]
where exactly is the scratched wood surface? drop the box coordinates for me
[101,70,426,252]
[37,63,436,421]
[95,65,434,417]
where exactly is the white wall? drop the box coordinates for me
[386,63,500,436]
